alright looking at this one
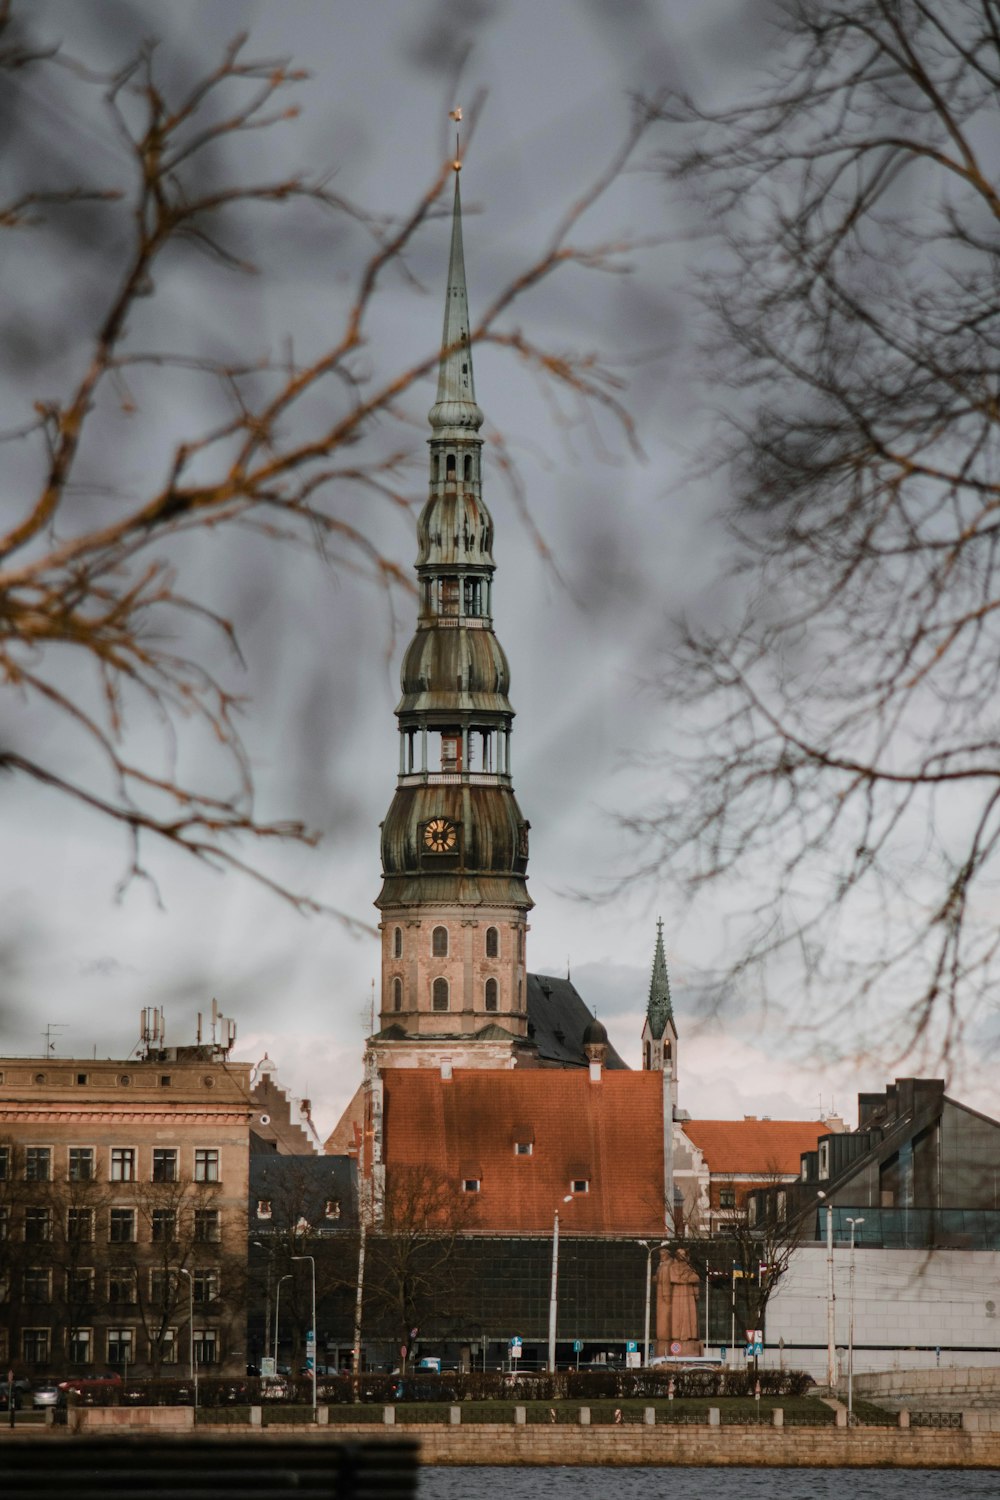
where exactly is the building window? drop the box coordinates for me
[463,454,472,482]
[719,1189,736,1210]
[68,1328,92,1364]
[194,1149,220,1183]
[76,1073,89,1086]
[107,1327,134,1364]
[256,1199,272,1221]
[109,1208,136,1244]
[111,1148,136,1182]
[393,926,403,959]
[432,925,449,958]
[194,1209,220,1243]
[23,1267,51,1303]
[484,978,498,1012]
[152,1148,178,1183]
[515,1142,533,1157]
[108,1269,137,1305]
[485,926,499,958]
[0,1146,8,1181]
[160,1075,172,1088]
[517,927,524,961]
[151,1210,177,1243]
[24,1207,51,1243]
[445,453,456,480]
[69,1147,94,1182]
[22,1328,50,1364]
[194,1329,218,1367]
[193,1269,220,1306]
[432,977,449,1012]
[67,1208,94,1243]
[158,1329,178,1365]
[150,1270,178,1306]
[25,1147,51,1182]
[67,1267,94,1303]
[0,1207,7,1241]
[462,1179,480,1193]
[818,1141,830,1179]
[571,1179,589,1195]
[438,576,460,615]
[324,1199,341,1221]
[777,1190,788,1222]
[392,976,403,1012]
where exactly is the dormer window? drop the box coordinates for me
[462,1178,480,1193]
[324,1199,341,1221]
[515,1142,532,1157]
[257,1200,272,1220]
[571,1179,589,1195]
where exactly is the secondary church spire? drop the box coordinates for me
[374,157,532,1052]
[642,919,678,1108]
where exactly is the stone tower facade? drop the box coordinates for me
[373,166,532,1058]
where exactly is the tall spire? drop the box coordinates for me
[646,918,674,1040]
[429,170,484,435]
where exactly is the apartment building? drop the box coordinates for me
[0,1049,252,1376]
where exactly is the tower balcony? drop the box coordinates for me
[397,770,510,788]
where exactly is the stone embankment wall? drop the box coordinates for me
[358,1423,1000,1468]
[855,1367,1000,1400]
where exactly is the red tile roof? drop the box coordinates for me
[381,1067,667,1236]
[682,1119,826,1175]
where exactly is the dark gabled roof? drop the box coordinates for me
[249,1153,357,1232]
[526,974,628,1070]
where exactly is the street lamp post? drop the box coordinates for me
[547,1195,573,1374]
[274,1273,292,1373]
[638,1239,669,1367]
[252,1241,272,1361]
[847,1216,865,1424]
[817,1191,836,1388]
[292,1254,318,1421]
[178,1268,197,1411]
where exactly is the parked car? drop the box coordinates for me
[32,1380,62,1409]
[0,1377,31,1411]
[57,1372,123,1405]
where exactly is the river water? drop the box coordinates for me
[418,1466,1000,1499]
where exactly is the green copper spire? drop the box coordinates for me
[647,918,674,1040]
[428,169,484,434]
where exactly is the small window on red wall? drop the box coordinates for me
[485,926,499,958]
[432,926,448,958]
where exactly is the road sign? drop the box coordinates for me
[261,1357,276,1378]
[626,1341,638,1353]
[509,1336,522,1359]
[306,1331,316,1371]
[573,1340,583,1353]
[669,1341,682,1355]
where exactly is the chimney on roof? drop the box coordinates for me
[744,1114,757,1121]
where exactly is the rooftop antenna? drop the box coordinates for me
[42,1022,67,1056]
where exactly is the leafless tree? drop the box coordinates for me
[636,0,1000,1071]
[0,2,651,920]
[365,1164,474,1368]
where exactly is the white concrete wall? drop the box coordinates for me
[762,1246,1000,1380]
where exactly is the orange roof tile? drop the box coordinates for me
[682,1119,825,1175]
[381,1067,667,1236]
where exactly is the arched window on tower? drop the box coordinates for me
[464,454,472,481]
[644,1041,651,1070]
[485,927,499,959]
[393,927,403,959]
[432,454,439,483]
[432,926,449,958]
[393,977,403,1012]
[484,978,498,1012]
[517,927,524,961]
[437,577,460,616]
[446,453,456,481]
[432,977,449,1012]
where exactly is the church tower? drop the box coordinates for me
[373,162,532,1060]
[641,919,678,1109]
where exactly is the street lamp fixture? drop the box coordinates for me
[547,1195,574,1374]
[292,1253,318,1421]
[846,1216,865,1424]
[177,1268,197,1411]
[638,1239,669,1367]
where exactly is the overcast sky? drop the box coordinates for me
[2,0,986,1138]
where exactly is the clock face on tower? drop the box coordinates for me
[423,816,458,853]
